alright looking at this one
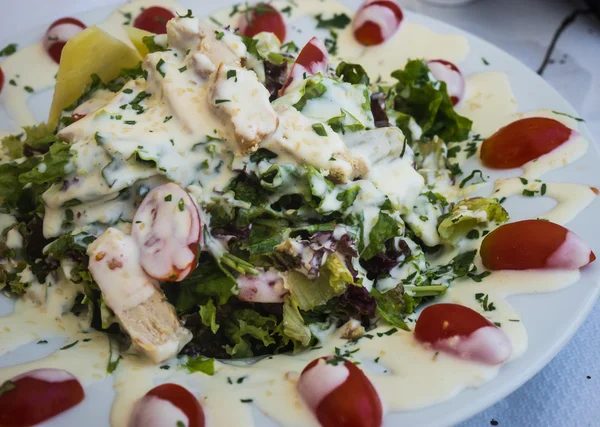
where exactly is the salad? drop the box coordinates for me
[0,1,596,426]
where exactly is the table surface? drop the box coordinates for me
[1,1,599,426]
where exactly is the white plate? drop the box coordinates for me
[0,1,599,426]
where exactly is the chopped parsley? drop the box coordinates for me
[459,169,486,188]
[522,189,537,197]
[281,6,293,17]
[9,79,16,86]
[475,293,496,312]
[493,322,502,327]
[482,57,490,65]
[240,398,253,403]
[541,183,547,196]
[227,69,237,80]
[124,120,136,125]
[123,88,133,94]
[160,365,170,370]
[519,177,528,185]
[312,123,327,136]
[551,110,584,122]
[215,99,231,104]
[60,340,79,350]
[215,31,225,40]
[0,43,17,57]
[156,59,166,78]
[164,194,172,202]
[120,11,132,25]
[37,340,48,344]
[24,86,34,93]
[177,9,194,18]
[176,421,185,427]
[164,116,173,123]
[178,66,187,73]
[314,13,351,29]
[178,198,185,212]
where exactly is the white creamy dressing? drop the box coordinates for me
[0,0,597,426]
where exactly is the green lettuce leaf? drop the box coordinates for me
[361,212,402,260]
[282,296,311,346]
[182,355,215,375]
[335,62,370,85]
[391,59,472,142]
[370,286,413,331]
[18,141,72,185]
[283,253,352,311]
[224,309,279,357]
[438,198,509,245]
[199,299,220,334]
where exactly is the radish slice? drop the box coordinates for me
[353,0,403,46]
[131,383,205,427]
[0,67,4,95]
[427,59,465,105]
[132,183,202,282]
[238,3,287,43]
[480,117,575,169]
[237,268,288,303]
[0,368,84,426]
[133,6,175,35]
[415,303,512,365]
[43,17,86,64]
[281,37,328,94]
[480,219,596,270]
[298,357,383,427]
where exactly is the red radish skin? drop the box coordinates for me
[132,183,202,282]
[0,67,4,94]
[43,17,86,64]
[130,383,205,427]
[353,0,403,46]
[281,37,328,94]
[415,304,512,365]
[298,357,383,427]
[480,117,574,169]
[481,219,596,270]
[238,3,287,43]
[427,59,465,105]
[0,369,84,427]
[133,6,175,34]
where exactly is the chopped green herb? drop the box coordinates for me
[459,169,486,188]
[164,194,172,201]
[120,11,132,25]
[522,189,537,197]
[215,99,231,104]
[541,183,547,196]
[123,88,133,94]
[156,59,166,78]
[374,357,380,363]
[493,322,502,327]
[176,421,185,427]
[37,340,48,344]
[215,31,225,40]
[241,398,253,403]
[164,116,173,123]
[124,120,136,125]
[466,229,480,239]
[312,123,327,136]
[314,13,351,29]
[178,198,185,212]
[8,79,16,86]
[281,6,292,17]
[0,43,17,57]
[160,365,170,370]
[177,9,194,18]
[24,86,34,93]
[227,69,237,80]
[60,340,79,350]
[178,66,187,73]
[519,177,528,185]
[475,293,496,312]
[509,319,520,322]
[551,110,584,122]
[482,57,490,65]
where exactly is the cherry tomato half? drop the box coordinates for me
[298,357,382,427]
[480,117,574,169]
[133,6,175,34]
[415,303,512,365]
[238,3,286,43]
[130,383,205,427]
[353,0,403,46]
[43,17,86,64]
[0,369,84,427]
[480,219,596,270]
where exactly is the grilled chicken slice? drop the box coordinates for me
[88,228,192,363]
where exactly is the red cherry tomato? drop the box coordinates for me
[131,383,205,427]
[415,303,512,365]
[133,6,175,34]
[0,67,4,95]
[238,3,287,43]
[427,59,465,105]
[481,219,596,271]
[297,357,382,427]
[480,117,574,169]
[43,17,86,64]
[281,37,328,94]
[353,0,403,46]
[0,369,84,427]
[132,183,202,282]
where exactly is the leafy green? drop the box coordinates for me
[314,13,351,29]
[335,62,370,85]
[142,35,167,53]
[391,60,472,142]
[371,287,413,331]
[18,142,72,185]
[283,253,352,311]
[2,123,56,159]
[182,356,215,375]
[224,309,279,357]
[199,299,220,334]
[361,212,402,260]
[292,79,327,111]
[438,198,509,244]
[282,297,311,346]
